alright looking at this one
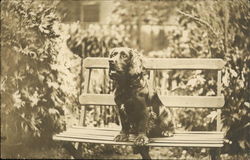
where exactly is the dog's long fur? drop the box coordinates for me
[108,47,174,159]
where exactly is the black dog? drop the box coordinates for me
[108,47,174,159]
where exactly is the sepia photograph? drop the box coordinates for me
[1,0,249,159]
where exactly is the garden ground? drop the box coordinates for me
[2,143,248,160]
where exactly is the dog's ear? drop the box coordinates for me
[128,49,144,76]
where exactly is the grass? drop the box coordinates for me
[1,143,249,159]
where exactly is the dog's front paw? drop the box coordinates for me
[114,133,129,142]
[134,134,149,146]
[163,131,174,137]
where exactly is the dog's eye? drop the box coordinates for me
[110,52,118,58]
[121,54,128,59]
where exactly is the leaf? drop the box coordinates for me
[229,68,238,77]
[24,123,29,132]
[243,122,250,128]
[207,111,217,122]
[206,90,215,96]
[238,140,246,149]
[13,91,23,109]
[48,108,59,115]
[198,88,203,94]
[244,102,250,108]
[186,78,196,87]
[30,91,40,107]
[222,70,230,87]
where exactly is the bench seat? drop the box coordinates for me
[53,126,225,148]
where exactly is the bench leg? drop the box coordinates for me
[210,148,221,160]
[77,143,83,153]
[133,146,151,160]
[63,142,83,159]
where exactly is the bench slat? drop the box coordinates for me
[62,130,224,140]
[53,127,224,148]
[70,126,225,134]
[79,94,224,108]
[83,58,225,70]
[58,132,224,141]
[55,135,223,144]
[55,128,225,139]
[56,129,224,139]
[53,136,223,147]
[69,126,224,135]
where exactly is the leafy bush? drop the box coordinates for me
[66,23,129,58]
[1,0,66,153]
[177,0,250,153]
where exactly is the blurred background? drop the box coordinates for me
[1,0,249,159]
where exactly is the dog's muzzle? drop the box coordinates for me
[108,60,118,79]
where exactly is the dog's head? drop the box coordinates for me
[108,47,144,80]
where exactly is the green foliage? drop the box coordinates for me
[178,0,250,153]
[154,0,250,153]
[220,0,250,153]
[66,23,129,58]
[111,0,179,25]
[1,0,66,150]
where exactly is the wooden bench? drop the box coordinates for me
[53,57,226,159]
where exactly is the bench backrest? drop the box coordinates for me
[79,57,225,131]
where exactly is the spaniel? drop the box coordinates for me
[108,47,174,159]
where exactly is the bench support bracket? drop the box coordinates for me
[210,148,221,160]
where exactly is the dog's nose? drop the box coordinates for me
[108,59,115,64]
